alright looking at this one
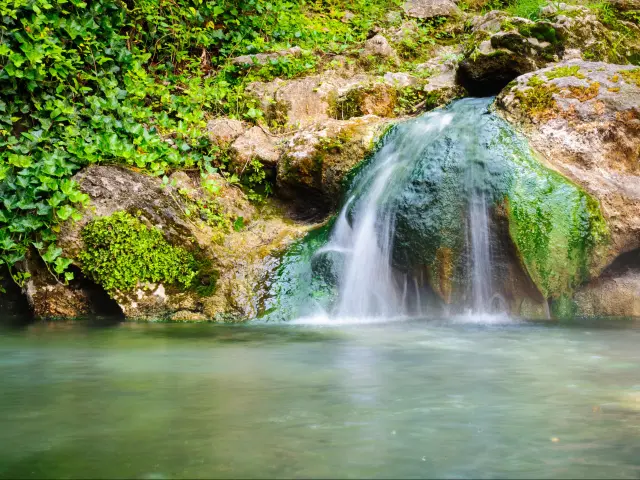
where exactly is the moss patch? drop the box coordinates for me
[545,65,585,80]
[79,211,199,294]
[620,68,640,87]
[564,82,600,101]
[514,83,559,119]
[506,151,609,299]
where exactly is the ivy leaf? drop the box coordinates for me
[56,205,75,221]
[41,244,63,263]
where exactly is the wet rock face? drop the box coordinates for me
[497,61,640,267]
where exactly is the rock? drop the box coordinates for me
[574,271,640,317]
[332,82,399,119]
[608,0,640,10]
[277,115,392,216]
[341,10,355,23]
[402,0,460,19]
[246,70,415,130]
[170,310,209,322]
[497,61,640,273]
[363,34,399,62]
[24,165,307,320]
[245,72,371,130]
[416,47,465,101]
[383,72,418,88]
[229,126,281,171]
[206,118,246,145]
[470,10,510,33]
[458,49,538,96]
[231,46,304,67]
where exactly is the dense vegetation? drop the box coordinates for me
[0,0,402,289]
[0,0,638,293]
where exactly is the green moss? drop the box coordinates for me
[79,211,199,294]
[550,294,578,319]
[518,22,559,44]
[527,75,545,87]
[506,151,609,299]
[514,83,558,118]
[545,65,585,80]
[620,68,640,87]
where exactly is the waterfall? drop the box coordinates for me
[267,97,560,322]
[313,108,457,318]
[315,98,502,319]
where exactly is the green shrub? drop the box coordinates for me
[78,211,198,293]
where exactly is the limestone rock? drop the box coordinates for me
[470,10,510,33]
[363,34,399,62]
[497,61,640,271]
[278,115,392,216]
[229,126,281,171]
[383,72,419,88]
[574,271,640,317]
[206,118,246,145]
[231,46,304,67]
[332,82,399,119]
[608,0,640,10]
[245,72,371,130]
[25,165,306,320]
[458,49,538,96]
[402,0,460,19]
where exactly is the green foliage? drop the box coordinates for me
[78,211,198,293]
[482,0,548,19]
[1,0,405,286]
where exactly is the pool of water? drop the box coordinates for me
[1,316,639,479]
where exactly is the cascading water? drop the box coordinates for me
[262,97,607,323]
[315,98,500,318]
[318,110,455,318]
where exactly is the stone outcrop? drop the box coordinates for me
[229,126,280,172]
[402,0,460,19]
[277,115,392,217]
[459,6,633,95]
[231,46,304,67]
[574,270,640,317]
[362,34,399,63]
[497,61,640,277]
[245,71,373,130]
[24,166,308,320]
[206,118,247,145]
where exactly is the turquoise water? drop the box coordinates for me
[1,317,639,478]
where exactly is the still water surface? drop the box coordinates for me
[1,317,639,479]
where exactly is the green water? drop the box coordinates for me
[1,318,639,479]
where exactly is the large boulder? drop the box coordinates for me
[24,166,308,320]
[574,271,640,318]
[497,61,640,281]
[277,115,392,218]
